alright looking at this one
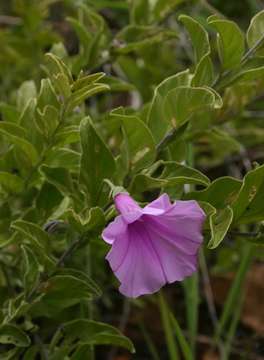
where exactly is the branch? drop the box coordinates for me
[241,32,264,65]
[214,33,264,90]
[156,123,188,154]
[27,230,87,302]
[0,15,22,26]
[55,238,80,269]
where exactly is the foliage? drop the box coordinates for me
[0,0,263,358]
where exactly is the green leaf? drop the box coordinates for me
[37,78,60,111]
[72,72,105,92]
[36,275,100,311]
[51,319,135,353]
[153,0,184,22]
[66,207,105,234]
[163,86,219,128]
[208,19,245,69]
[148,70,191,143]
[0,324,30,347]
[130,161,209,193]
[115,25,177,54]
[23,347,39,360]
[11,220,50,250]
[197,128,241,167]
[0,122,39,165]
[130,0,149,25]
[247,10,264,57]
[77,5,106,69]
[0,172,24,193]
[208,206,233,249]
[45,53,72,83]
[0,103,19,123]
[179,15,210,63]
[192,53,215,86]
[235,65,264,82]
[66,83,110,113]
[79,117,116,206]
[45,148,80,171]
[57,268,101,295]
[17,80,37,112]
[44,53,72,98]
[185,177,242,209]
[21,245,41,293]
[35,105,59,139]
[67,17,93,71]
[71,345,94,360]
[54,125,80,146]
[232,164,264,224]
[111,113,156,172]
[40,165,74,196]
[0,121,27,140]
[36,182,63,219]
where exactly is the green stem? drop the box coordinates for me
[183,274,199,353]
[214,242,253,342]
[139,322,161,360]
[183,142,199,354]
[86,243,95,360]
[170,312,193,360]
[222,294,244,360]
[158,291,179,360]
[215,32,264,91]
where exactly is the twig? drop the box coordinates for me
[55,238,80,269]
[241,32,264,65]
[27,233,86,302]
[200,251,218,329]
[200,251,225,357]
[156,123,188,155]
[0,15,22,26]
[214,33,264,90]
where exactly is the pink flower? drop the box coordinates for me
[102,193,205,298]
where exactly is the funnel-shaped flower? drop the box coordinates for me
[102,193,205,298]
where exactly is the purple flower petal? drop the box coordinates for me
[114,193,143,223]
[102,193,206,298]
[143,193,172,215]
[107,222,166,297]
[102,215,127,244]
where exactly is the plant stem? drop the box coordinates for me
[156,123,188,155]
[222,294,244,360]
[241,32,264,65]
[183,275,199,354]
[86,243,95,360]
[27,233,86,302]
[214,33,264,91]
[199,251,218,329]
[214,242,253,342]
[170,312,193,360]
[183,142,199,355]
[199,251,225,357]
[139,322,161,360]
[158,291,179,360]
